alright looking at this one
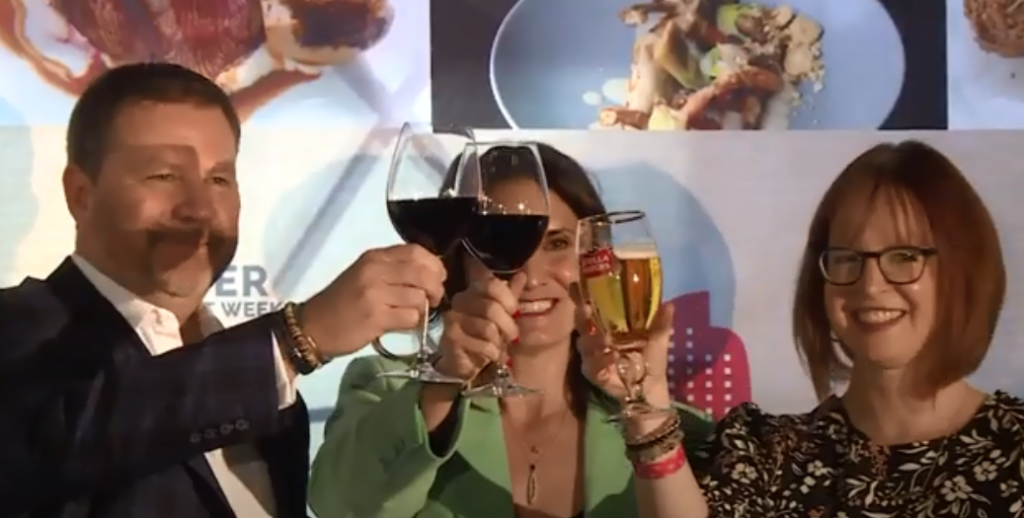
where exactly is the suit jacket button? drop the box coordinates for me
[190,433,202,443]
[236,419,249,431]
[204,429,217,439]
[221,423,234,435]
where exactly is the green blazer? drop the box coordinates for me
[309,356,714,518]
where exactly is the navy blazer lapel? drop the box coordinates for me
[45,257,236,515]
[45,257,154,358]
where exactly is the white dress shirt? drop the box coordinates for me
[71,255,297,518]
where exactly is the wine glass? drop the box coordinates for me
[372,122,478,383]
[461,141,551,398]
[576,211,673,421]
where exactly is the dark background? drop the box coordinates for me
[430,0,948,130]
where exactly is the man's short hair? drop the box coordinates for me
[66,62,241,178]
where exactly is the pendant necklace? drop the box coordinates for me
[510,408,572,506]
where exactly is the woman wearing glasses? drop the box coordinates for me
[584,140,1024,517]
[308,143,713,518]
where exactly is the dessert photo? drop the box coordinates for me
[0,0,430,126]
[947,0,1024,128]
[488,0,905,130]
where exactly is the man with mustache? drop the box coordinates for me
[0,63,445,518]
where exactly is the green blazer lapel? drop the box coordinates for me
[454,399,635,518]
[451,398,515,518]
[582,403,634,518]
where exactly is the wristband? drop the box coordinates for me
[633,447,687,480]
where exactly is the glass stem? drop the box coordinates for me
[616,353,645,407]
[493,272,516,381]
[495,361,512,380]
[415,298,432,364]
[626,380,645,406]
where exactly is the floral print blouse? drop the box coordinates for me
[689,391,1024,517]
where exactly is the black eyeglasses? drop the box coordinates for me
[818,246,937,286]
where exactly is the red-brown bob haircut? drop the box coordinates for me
[793,140,1005,400]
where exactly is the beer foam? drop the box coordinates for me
[613,244,659,259]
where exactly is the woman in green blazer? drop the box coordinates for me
[308,143,714,518]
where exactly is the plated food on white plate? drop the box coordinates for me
[596,0,825,130]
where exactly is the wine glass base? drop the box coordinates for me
[377,363,464,384]
[606,403,676,423]
[463,381,542,399]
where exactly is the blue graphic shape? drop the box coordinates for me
[262,153,385,300]
[0,96,39,285]
[593,162,735,328]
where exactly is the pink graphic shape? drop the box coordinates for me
[668,291,751,421]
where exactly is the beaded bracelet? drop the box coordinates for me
[278,302,327,375]
[633,447,687,480]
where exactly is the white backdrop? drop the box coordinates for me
[2,129,1022,459]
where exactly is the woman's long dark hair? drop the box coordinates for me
[438,142,614,417]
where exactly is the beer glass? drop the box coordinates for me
[576,211,672,421]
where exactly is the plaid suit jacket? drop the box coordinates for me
[0,259,310,518]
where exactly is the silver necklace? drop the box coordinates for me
[506,409,572,506]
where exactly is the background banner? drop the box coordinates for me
[430,0,947,130]
[2,129,1023,460]
[0,0,431,127]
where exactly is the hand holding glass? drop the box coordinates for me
[461,141,550,398]
[576,210,673,421]
[372,122,478,383]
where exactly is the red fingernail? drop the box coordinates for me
[511,336,519,345]
[505,358,514,367]
[513,310,521,319]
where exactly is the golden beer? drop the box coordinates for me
[579,244,662,345]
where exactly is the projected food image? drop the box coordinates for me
[597,0,824,131]
[0,0,393,120]
[947,0,1024,129]
[964,0,1024,57]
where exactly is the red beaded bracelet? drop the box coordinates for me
[633,447,687,480]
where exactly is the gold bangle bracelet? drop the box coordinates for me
[627,430,685,463]
[624,413,681,448]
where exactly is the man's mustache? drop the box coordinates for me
[146,226,228,248]
[142,225,238,282]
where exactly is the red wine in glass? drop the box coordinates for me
[387,197,477,257]
[373,122,478,383]
[464,213,549,279]
[459,140,551,398]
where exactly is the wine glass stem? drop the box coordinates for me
[495,363,512,381]
[415,298,432,365]
[493,272,516,381]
